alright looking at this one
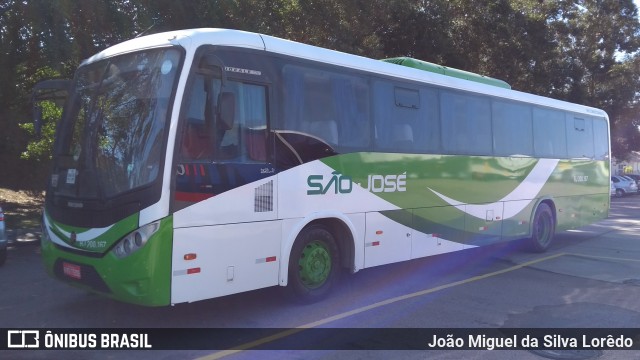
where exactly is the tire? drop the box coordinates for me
[0,248,6,267]
[288,224,340,303]
[528,203,556,253]
[616,188,624,198]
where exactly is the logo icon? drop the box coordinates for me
[7,330,39,348]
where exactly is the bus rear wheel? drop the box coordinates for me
[288,224,340,303]
[528,203,555,253]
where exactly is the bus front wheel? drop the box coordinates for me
[288,224,340,303]
[528,203,555,253]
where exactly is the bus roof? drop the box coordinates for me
[82,28,608,120]
[382,57,511,89]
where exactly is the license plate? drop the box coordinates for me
[63,262,82,280]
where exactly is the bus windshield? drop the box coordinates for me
[52,48,181,200]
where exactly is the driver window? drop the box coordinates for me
[179,74,268,163]
[180,74,216,160]
[225,82,268,163]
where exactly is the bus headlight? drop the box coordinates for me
[112,221,160,259]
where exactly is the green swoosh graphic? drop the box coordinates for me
[428,158,559,220]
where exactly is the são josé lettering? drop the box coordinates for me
[43,331,152,349]
[307,171,407,195]
[427,333,633,350]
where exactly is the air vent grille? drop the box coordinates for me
[254,181,274,212]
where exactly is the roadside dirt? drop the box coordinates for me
[0,188,44,229]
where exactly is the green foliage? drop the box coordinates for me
[19,100,61,161]
[18,66,63,162]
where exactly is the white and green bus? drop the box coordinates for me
[37,28,610,306]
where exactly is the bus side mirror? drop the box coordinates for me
[32,79,71,137]
[218,92,235,130]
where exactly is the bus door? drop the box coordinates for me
[171,53,281,303]
[174,64,274,217]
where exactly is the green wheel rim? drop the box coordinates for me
[298,240,332,289]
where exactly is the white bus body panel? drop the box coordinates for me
[173,175,278,228]
[171,221,281,304]
[411,231,466,258]
[364,211,412,268]
[172,173,279,303]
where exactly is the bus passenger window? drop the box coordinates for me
[592,118,609,160]
[282,65,371,153]
[533,107,566,158]
[392,123,414,150]
[305,119,338,145]
[566,116,594,159]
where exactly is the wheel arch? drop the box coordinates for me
[279,212,360,287]
[529,197,557,237]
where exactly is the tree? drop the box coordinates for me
[0,0,150,188]
[548,0,640,157]
[372,0,640,158]
[4,0,640,190]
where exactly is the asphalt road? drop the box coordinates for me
[2,195,640,360]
